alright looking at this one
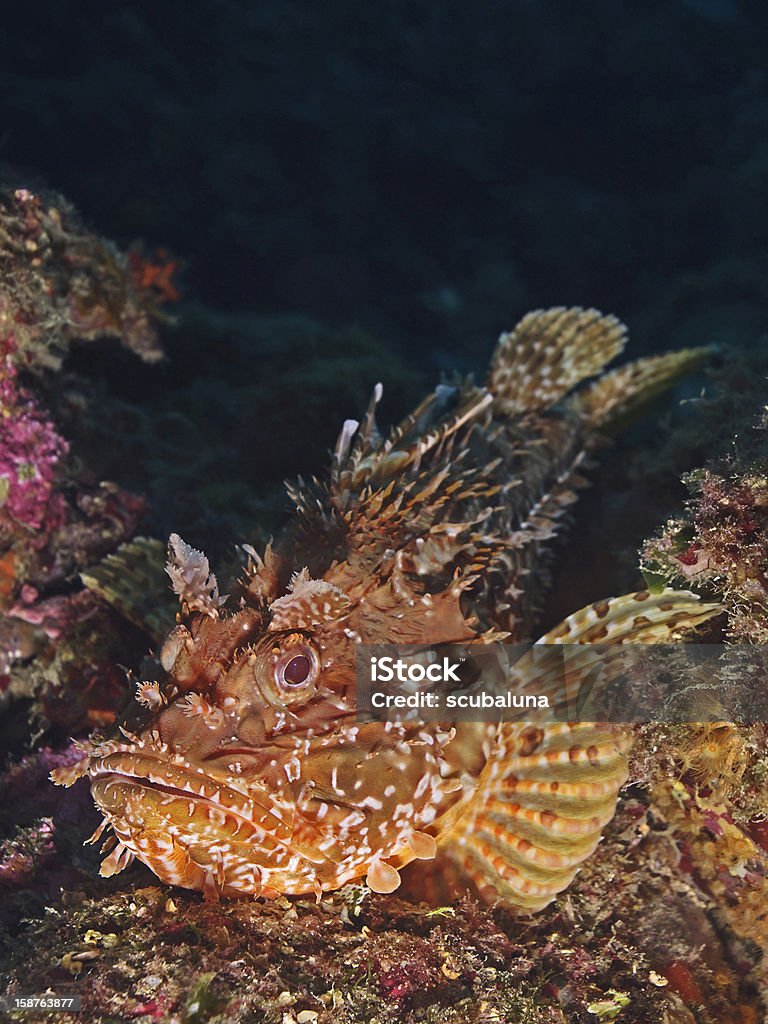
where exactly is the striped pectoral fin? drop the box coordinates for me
[433,721,631,911]
[426,592,720,911]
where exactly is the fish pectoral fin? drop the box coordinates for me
[422,722,632,912]
[417,590,721,911]
[488,307,627,416]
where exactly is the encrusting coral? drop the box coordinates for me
[639,402,768,665]
[0,185,173,737]
[0,185,167,370]
[633,399,768,987]
[0,342,68,535]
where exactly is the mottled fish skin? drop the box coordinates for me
[53,308,719,910]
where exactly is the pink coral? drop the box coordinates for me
[0,818,55,887]
[0,349,68,533]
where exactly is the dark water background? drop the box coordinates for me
[1,0,767,568]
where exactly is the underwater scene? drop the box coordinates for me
[2,2,768,1022]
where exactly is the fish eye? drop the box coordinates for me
[252,632,320,707]
[282,654,311,686]
[273,639,319,702]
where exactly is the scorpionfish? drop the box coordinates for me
[53,308,720,910]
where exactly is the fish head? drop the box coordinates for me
[53,539,475,899]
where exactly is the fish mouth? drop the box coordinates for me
[199,742,302,767]
[86,748,347,897]
[201,745,277,761]
[87,748,292,843]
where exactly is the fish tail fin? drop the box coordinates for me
[415,590,721,911]
[488,307,627,416]
[574,347,711,431]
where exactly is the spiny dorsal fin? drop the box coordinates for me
[337,389,492,493]
[573,347,711,431]
[488,307,627,416]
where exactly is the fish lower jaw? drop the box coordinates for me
[86,769,370,900]
[86,764,287,895]
[88,771,412,900]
